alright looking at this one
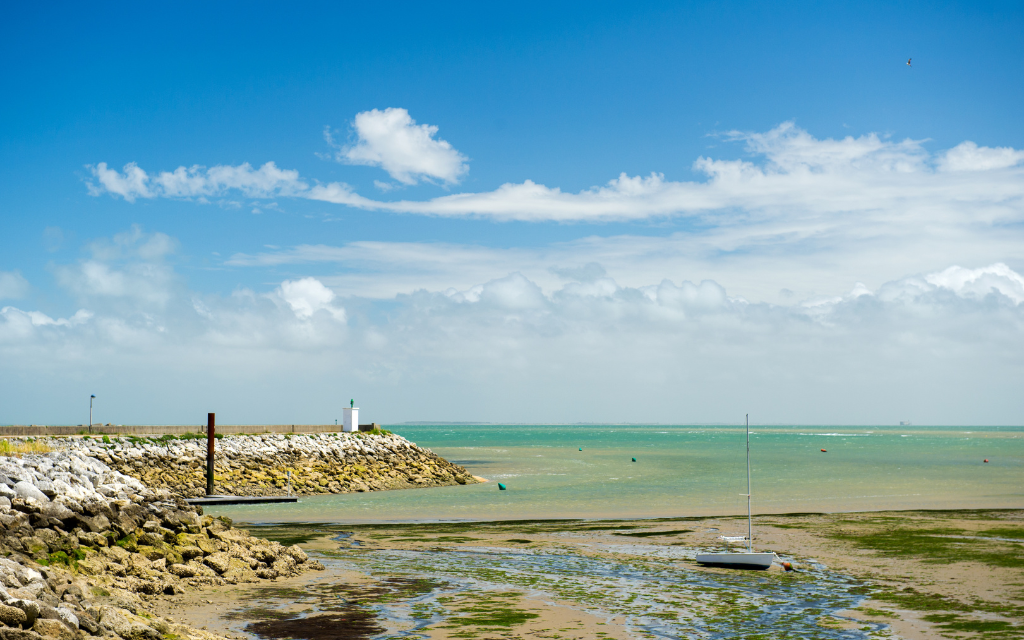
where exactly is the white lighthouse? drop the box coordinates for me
[342,399,358,433]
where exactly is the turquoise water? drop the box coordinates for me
[210,424,1023,523]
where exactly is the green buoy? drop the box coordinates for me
[579,447,583,451]
[632,457,636,462]
[498,483,507,490]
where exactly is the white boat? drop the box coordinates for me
[696,414,779,571]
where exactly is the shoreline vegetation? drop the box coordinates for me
[0,434,1019,639]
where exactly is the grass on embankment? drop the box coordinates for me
[0,438,52,457]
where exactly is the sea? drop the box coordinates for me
[209,423,1023,523]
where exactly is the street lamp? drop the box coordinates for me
[89,395,96,431]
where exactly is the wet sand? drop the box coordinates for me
[150,509,1023,639]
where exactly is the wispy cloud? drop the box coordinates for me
[86,161,308,201]
[87,121,1024,229]
[0,271,30,300]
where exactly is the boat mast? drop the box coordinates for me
[746,413,752,553]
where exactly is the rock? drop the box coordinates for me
[177,545,203,561]
[12,484,48,505]
[97,606,159,640]
[75,532,107,548]
[31,620,73,640]
[0,603,27,626]
[195,536,220,555]
[53,608,76,630]
[100,546,129,567]
[74,611,97,634]
[271,556,295,575]
[73,514,110,534]
[221,558,257,584]
[285,544,307,563]
[0,628,45,640]
[8,599,40,626]
[202,552,231,575]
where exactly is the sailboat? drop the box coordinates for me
[696,414,779,570]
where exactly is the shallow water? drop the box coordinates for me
[329,545,880,639]
[210,423,1023,524]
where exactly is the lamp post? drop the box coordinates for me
[89,395,96,432]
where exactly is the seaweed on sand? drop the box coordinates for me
[247,609,383,640]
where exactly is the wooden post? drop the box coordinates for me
[206,413,215,496]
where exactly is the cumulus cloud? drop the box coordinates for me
[330,108,469,185]
[5,226,1023,425]
[86,162,151,201]
[0,271,30,300]
[274,277,346,321]
[938,141,1024,172]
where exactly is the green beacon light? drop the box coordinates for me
[350,399,354,408]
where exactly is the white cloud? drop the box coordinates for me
[86,161,307,201]
[938,141,1024,172]
[332,108,468,185]
[275,277,346,322]
[86,162,151,202]
[0,271,30,300]
[4,234,1024,425]
[54,226,179,307]
[88,123,1024,235]
[923,263,1024,304]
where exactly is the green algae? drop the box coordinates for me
[614,528,692,537]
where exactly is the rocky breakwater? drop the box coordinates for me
[55,432,477,498]
[0,450,323,640]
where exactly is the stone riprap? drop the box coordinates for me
[0,450,323,640]
[48,432,477,497]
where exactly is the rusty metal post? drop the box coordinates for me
[206,413,215,496]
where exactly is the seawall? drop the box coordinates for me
[0,447,324,640]
[2,424,363,437]
[44,432,478,497]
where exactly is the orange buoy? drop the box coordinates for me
[820,449,827,453]
[984,459,989,463]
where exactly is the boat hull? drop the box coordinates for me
[695,552,777,570]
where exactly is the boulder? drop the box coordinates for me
[73,557,106,577]
[53,609,76,630]
[221,558,257,584]
[96,606,159,640]
[0,603,27,627]
[7,599,39,626]
[12,484,47,505]
[285,544,307,563]
[194,536,220,555]
[202,552,231,575]
[0,628,45,640]
[30,620,73,640]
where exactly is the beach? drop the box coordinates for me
[147,509,1024,639]
[180,423,1024,639]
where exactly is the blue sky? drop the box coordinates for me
[2,1,1023,426]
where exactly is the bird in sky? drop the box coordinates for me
[907,57,912,68]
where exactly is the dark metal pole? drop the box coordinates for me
[206,413,215,496]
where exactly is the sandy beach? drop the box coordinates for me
[144,508,1023,639]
